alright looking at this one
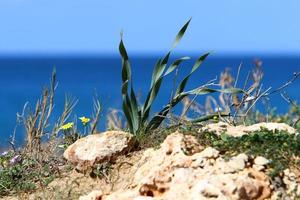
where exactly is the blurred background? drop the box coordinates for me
[0,0,300,146]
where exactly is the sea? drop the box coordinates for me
[0,54,299,148]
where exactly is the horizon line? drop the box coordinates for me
[1,51,300,58]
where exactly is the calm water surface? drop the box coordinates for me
[0,54,299,147]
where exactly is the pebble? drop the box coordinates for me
[253,164,265,171]
[254,156,270,166]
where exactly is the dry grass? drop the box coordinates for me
[0,69,102,197]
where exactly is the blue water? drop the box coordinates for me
[0,54,299,147]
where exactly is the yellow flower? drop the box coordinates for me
[213,116,219,120]
[79,116,90,126]
[60,122,74,130]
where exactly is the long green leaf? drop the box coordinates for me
[164,56,190,76]
[143,19,193,124]
[150,59,162,87]
[119,38,131,84]
[146,92,189,130]
[171,18,192,50]
[143,55,191,119]
[130,85,140,134]
[150,51,171,86]
[142,77,163,123]
[119,36,136,133]
[188,87,246,95]
[144,53,170,120]
[122,94,133,133]
[175,53,209,96]
[121,80,129,95]
[146,86,245,131]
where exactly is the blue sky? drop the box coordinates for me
[0,0,300,55]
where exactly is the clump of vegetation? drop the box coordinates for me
[194,128,300,177]
[0,150,61,196]
[136,122,300,178]
[119,19,244,136]
[90,162,112,180]
[15,69,101,153]
[0,69,102,196]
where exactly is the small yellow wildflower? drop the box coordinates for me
[213,116,219,120]
[79,116,90,126]
[60,122,74,130]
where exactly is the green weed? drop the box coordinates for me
[0,151,62,196]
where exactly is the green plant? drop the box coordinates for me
[90,162,112,180]
[58,95,102,148]
[13,69,78,156]
[195,129,300,177]
[0,151,58,196]
[0,70,103,197]
[13,69,102,153]
[119,19,244,135]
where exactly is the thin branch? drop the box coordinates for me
[267,72,300,96]
[245,87,271,116]
[280,92,297,107]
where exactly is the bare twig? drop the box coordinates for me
[267,72,300,96]
[191,112,230,123]
[107,109,124,130]
[245,87,271,116]
[280,92,297,107]
[280,92,300,127]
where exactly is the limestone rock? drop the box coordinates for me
[198,147,219,159]
[254,156,270,166]
[199,122,297,137]
[225,153,248,173]
[249,123,296,134]
[94,132,271,200]
[64,131,134,171]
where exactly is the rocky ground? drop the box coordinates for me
[4,123,300,200]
